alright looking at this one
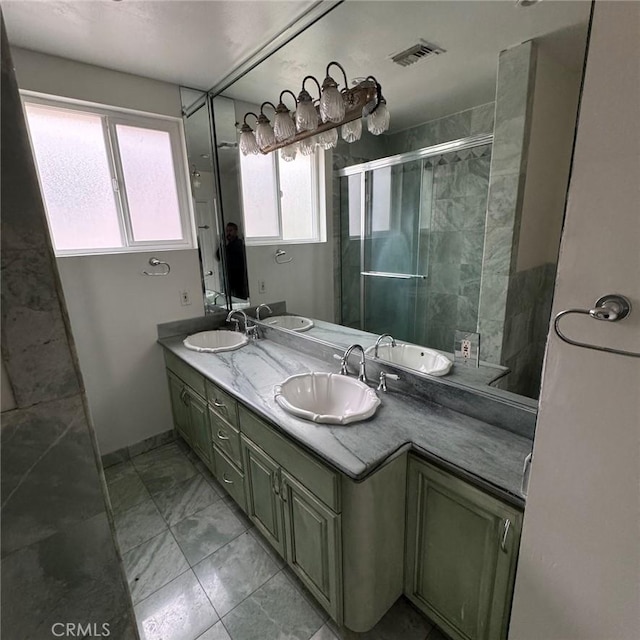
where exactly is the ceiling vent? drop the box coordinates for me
[390,40,445,68]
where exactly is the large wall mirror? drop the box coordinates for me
[182,0,591,403]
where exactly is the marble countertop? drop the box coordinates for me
[159,335,532,507]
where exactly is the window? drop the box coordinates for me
[22,96,193,255]
[239,148,326,245]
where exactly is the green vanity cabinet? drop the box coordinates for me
[404,456,523,640]
[281,469,342,621]
[167,370,211,466]
[240,434,286,557]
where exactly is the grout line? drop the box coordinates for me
[219,568,286,624]
[131,566,194,610]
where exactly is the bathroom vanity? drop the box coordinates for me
[159,318,531,640]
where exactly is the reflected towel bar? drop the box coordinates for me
[360,271,426,280]
[553,294,639,358]
[143,257,171,276]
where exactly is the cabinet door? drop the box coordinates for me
[167,372,191,444]
[282,470,342,622]
[405,457,522,640]
[241,435,285,558]
[186,389,212,467]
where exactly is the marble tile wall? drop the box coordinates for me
[477,41,537,368]
[0,24,138,639]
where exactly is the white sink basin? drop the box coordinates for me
[265,315,314,332]
[366,343,453,377]
[274,372,380,425]
[183,330,248,353]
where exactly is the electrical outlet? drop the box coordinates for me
[461,339,472,361]
[258,280,266,294]
[180,290,191,306]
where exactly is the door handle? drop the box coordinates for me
[500,519,511,553]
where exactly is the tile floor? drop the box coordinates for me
[105,440,450,640]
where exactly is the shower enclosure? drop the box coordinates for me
[338,135,493,353]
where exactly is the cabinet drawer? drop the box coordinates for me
[206,379,239,428]
[239,405,340,512]
[165,352,206,399]
[213,446,246,512]
[209,409,242,469]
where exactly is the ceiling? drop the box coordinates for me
[225,0,591,131]
[2,0,319,90]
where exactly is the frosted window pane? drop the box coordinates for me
[371,167,392,233]
[279,153,315,241]
[240,152,279,238]
[348,174,361,237]
[25,103,122,251]
[116,125,183,242]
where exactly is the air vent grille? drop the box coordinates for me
[391,40,445,67]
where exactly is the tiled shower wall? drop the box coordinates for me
[0,24,138,639]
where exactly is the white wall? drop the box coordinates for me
[12,49,204,453]
[516,40,583,271]
[509,3,640,638]
[57,251,204,454]
[11,47,181,116]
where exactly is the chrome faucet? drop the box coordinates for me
[256,303,273,321]
[340,344,367,383]
[374,333,396,358]
[226,309,254,336]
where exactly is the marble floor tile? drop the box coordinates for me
[132,443,198,495]
[196,464,224,497]
[222,571,324,640]
[248,528,285,570]
[221,492,253,530]
[114,498,167,553]
[107,471,152,514]
[311,624,339,640]
[123,530,189,604]
[193,531,280,618]
[196,621,232,640]
[134,570,218,640]
[328,597,433,640]
[104,460,138,484]
[171,501,247,565]
[153,474,221,527]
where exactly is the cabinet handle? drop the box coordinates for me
[222,473,234,485]
[216,430,230,441]
[501,519,511,552]
[213,399,226,410]
[280,474,288,502]
[271,471,280,496]
[180,389,188,405]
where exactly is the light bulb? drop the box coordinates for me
[367,100,390,135]
[320,78,345,123]
[295,89,318,132]
[341,118,362,143]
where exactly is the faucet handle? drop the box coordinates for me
[377,371,400,392]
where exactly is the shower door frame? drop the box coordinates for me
[337,133,494,335]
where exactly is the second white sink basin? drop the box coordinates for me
[266,315,314,332]
[366,343,453,377]
[183,330,248,353]
[274,372,380,425]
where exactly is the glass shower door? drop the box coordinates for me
[361,160,429,343]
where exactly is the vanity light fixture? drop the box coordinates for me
[238,61,389,157]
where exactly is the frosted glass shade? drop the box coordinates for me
[296,99,318,132]
[341,118,362,143]
[318,127,338,150]
[280,144,297,162]
[367,101,390,135]
[299,136,317,156]
[274,111,296,142]
[320,85,345,123]
[239,129,260,156]
[255,120,276,148]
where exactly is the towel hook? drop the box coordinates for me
[275,249,293,264]
[553,294,639,358]
[143,257,171,276]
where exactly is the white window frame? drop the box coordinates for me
[240,147,327,246]
[21,91,196,257]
